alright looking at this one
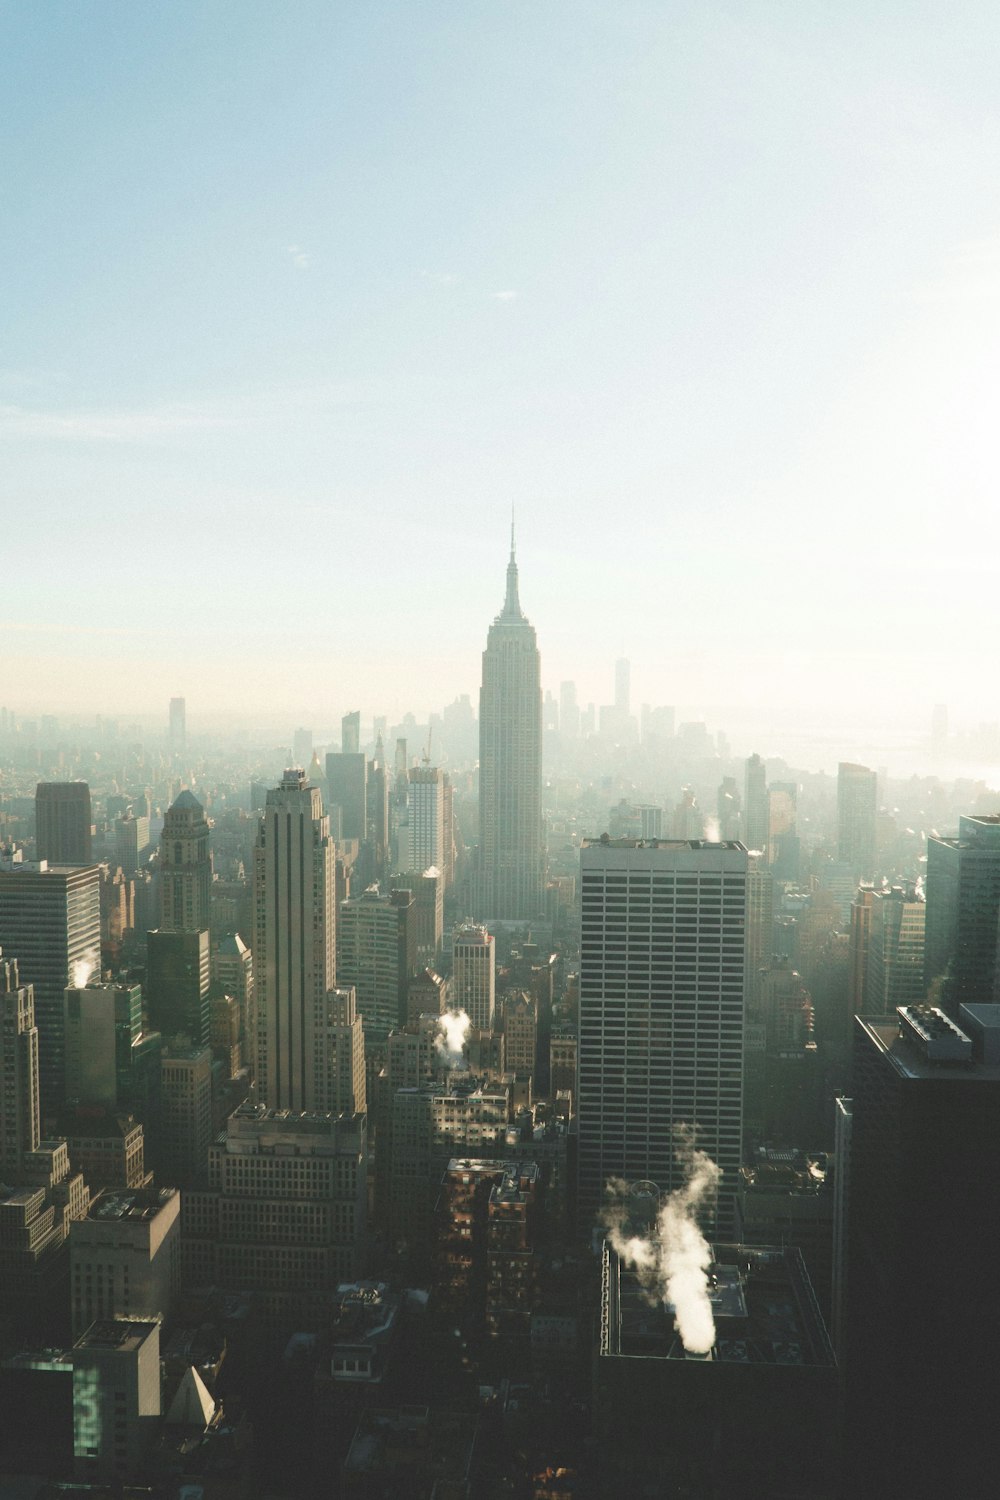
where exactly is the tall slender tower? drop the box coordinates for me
[478,527,543,921]
[254,769,336,1109]
[159,790,212,932]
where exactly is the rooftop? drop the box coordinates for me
[857,1013,1000,1081]
[88,1187,177,1222]
[74,1318,159,1354]
[601,1242,834,1369]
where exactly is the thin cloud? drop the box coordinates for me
[490,289,518,301]
[287,244,311,269]
[0,401,234,444]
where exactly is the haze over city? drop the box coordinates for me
[4,2,1000,740]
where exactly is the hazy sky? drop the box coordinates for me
[3,2,999,728]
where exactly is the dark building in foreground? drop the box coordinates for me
[596,1241,837,1497]
[924,813,1000,1013]
[847,1007,1000,1498]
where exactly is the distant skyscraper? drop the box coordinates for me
[326,748,368,844]
[743,754,767,854]
[168,696,186,753]
[559,681,580,738]
[254,769,336,1110]
[478,529,543,921]
[35,782,92,866]
[577,838,747,1230]
[0,854,100,1114]
[342,710,361,755]
[837,762,877,877]
[159,790,212,932]
[452,923,496,1032]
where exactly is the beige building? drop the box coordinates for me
[182,1103,367,1328]
[503,992,537,1079]
[160,1041,212,1187]
[254,769,336,1111]
[325,987,367,1116]
[70,1186,181,1336]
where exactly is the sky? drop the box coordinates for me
[2,1,1000,732]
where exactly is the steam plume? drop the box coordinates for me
[435,1008,471,1068]
[71,953,98,990]
[602,1127,721,1354]
[703,816,721,842]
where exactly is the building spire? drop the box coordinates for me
[502,513,525,621]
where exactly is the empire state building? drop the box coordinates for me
[478,531,543,921]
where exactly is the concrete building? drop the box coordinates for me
[391,866,443,969]
[57,1106,149,1191]
[115,811,151,877]
[837,761,878,878]
[182,1103,367,1328]
[159,1040,212,1187]
[337,884,416,1049]
[159,789,212,931]
[326,749,368,844]
[406,967,448,1025]
[64,979,160,1120]
[35,781,92,866]
[0,853,101,1115]
[578,839,747,1231]
[453,922,496,1032]
[212,931,254,1079]
[254,768,336,1110]
[478,529,543,921]
[71,1318,161,1484]
[743,753,768,854]
[503,991,537,1080]
[596,1240,836,1497]
[70,1186,180,1335]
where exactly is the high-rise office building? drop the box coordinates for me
[478,531,543,921]
[577,838,748,1229]
[324,987,367,1116]
[452,923,496,1032]
[925,814,1000,1013]
[64,980,161,1123]
[837,762,878,878]
[254,769,336,1111]
[159,790,212,931]
[406,766,445,874]
[392,868,444,969]
[36,783,92,866]
[169,696,186,752]
[69,1187,180,1337]
[0,949,40,1176]
[211,932,254,1078]
[846,1006,1000,1497]
[337,885,416,1048]
[743,754,767,854]
[114,812,150,878]
[0,854,101,1115]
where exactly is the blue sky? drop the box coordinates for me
[3,2,1000,728]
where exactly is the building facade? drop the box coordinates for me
[35,782,92,866]
[577,838,748,1229]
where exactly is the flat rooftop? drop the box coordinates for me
[601,1242,834,1369]
[582,838,748,852]
[857,1016,1000,1082]
[89,1187,177,1222]
[74,1318,158,1354]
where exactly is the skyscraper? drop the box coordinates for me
[452,923,496,1032]
[406,766,445,873]
[577,838,748,1230]
[254,769,336,1110]
[336,885,415,1048]
[159,790,212,932]
[35,783,92,866]
[837,762,877,878]
[478,530,543,921]
[0,854,101,1114]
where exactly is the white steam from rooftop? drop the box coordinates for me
[435,1008,471,1068]
[603,1127,721,1355]
[71,953,98,990]
[702,815,721,842]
